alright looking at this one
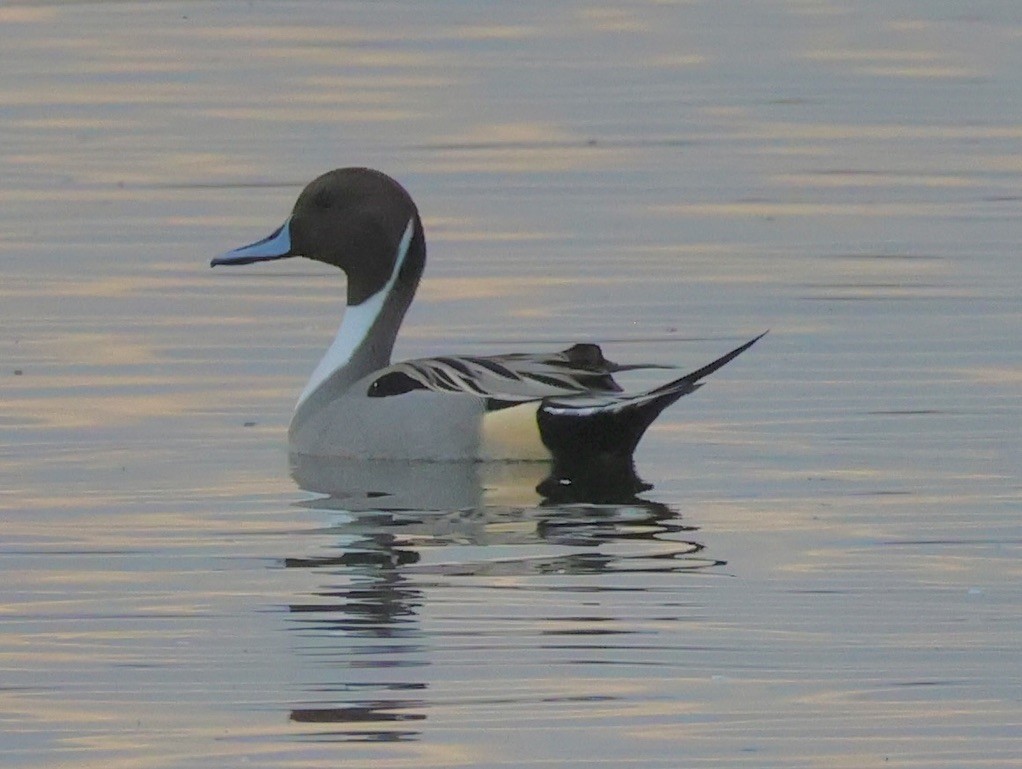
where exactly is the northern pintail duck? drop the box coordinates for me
[212,168,763,484]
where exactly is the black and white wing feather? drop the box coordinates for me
[366,334,765,417]
[366,343,671,403]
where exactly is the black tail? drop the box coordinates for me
[536,331,767,490]
[649,330,767,397]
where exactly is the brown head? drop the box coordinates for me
[212,167,426,306]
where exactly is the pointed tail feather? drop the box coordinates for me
[617,331,768,430]
[538,331,766,460]
[650,331,767,396]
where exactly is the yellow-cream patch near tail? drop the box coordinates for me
[478,402,551,461]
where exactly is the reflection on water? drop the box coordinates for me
[284,463,718,742]
[287,536,426,742]
[290,452,660,508]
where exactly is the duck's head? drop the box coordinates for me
[212,167,425,306]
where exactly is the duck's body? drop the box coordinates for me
[213,168,763,476]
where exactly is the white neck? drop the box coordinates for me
[296,218,416,408]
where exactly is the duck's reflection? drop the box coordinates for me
[290,452,662,507]
[283,453,722,741]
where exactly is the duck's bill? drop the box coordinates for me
[211,218,295,267]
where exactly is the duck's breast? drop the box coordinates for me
[288,386,487,460]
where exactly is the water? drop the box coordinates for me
[2,1,1020,766]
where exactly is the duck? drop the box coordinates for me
[212,168,764,490]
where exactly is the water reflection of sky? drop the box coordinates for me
[283,490,719,743]
[1,1,1020,767]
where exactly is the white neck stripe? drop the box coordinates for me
[296,217,416,407]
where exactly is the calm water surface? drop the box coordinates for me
[2,2,1020,767]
